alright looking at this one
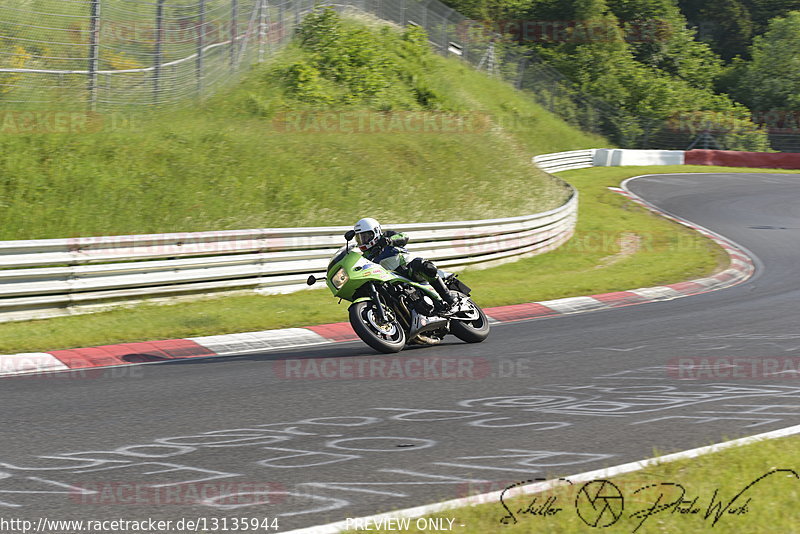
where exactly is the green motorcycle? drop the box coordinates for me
[307,230,490,353]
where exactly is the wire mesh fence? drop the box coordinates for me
[0,0,298,109]
[0,0,470,110]
[0,0,795,151]
[0,0,516,113]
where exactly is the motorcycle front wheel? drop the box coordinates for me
[349,301,406,354]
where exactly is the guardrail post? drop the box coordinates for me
[153,0,166,106]
[87,0,100,110]
[196,0,206,97]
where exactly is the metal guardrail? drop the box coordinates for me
[0,193,578,322]
[533,150,596,173]
[536,148,691,171]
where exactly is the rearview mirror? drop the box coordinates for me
[344,230,355,241]
[306,275,317,286]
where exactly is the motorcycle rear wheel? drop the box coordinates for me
[449,297,490,343]
[349,301,406,354]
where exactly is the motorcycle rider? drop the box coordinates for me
[353,217,457,313]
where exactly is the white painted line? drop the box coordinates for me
[0,353,69,377]
[284,424,800,534]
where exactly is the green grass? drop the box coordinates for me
[0,115,569,238]
[0,17,605,239]
[0,165,759,353]
[343,434,800,533]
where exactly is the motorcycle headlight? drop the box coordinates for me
[331,267,349,289]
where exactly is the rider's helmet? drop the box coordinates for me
[353,217,382,252]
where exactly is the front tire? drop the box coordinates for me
[449,297,490,343]
[349,301,406,354]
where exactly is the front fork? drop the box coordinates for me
[367,282,389,324]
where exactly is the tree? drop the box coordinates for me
[744,0,800,34]
[606,0,723,89]
[675,0,753,60]
[735,11,800,110]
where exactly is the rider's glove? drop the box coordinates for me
[388,233,408,247]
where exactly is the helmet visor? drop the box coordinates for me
[355,230,375,247]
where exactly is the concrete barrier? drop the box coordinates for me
[685,149,800,169]
[594,149,685,167]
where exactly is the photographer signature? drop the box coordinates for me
[498,469,799,531]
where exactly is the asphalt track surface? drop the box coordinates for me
[1,172,800,532]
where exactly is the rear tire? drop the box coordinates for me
[449,297,490,343]
[349,301,406,354]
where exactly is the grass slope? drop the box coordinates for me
[0,14,602,239]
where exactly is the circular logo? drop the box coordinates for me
[575,480,624,528]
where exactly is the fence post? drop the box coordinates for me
[196,0,206,97]
[153,0,166,105]
[87,0,101,110]
[515,54,529,90]
[258,0,266,63]
[401,0,406,25]
[230,0,239,68]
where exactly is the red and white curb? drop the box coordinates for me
[0,176,756,378]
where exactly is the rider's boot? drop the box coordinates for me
[430,276,457,313]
